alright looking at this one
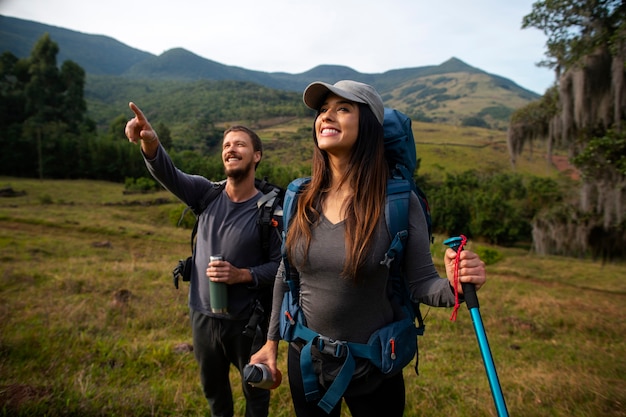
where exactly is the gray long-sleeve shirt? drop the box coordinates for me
[144,145,281,320]
[268,192,456,343]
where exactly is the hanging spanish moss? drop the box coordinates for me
[508,41,626,261]
[562,48,615,140]
[507,86,558,167]
[531,205,589,258]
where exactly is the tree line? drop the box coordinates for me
[0,34,143,181]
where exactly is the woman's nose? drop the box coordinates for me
[320,110,334,121]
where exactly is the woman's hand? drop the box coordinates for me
[444,248,486,293]
[249,340,281,382]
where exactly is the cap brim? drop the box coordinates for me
[303,82,367,111]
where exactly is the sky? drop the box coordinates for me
[0,0,555,95]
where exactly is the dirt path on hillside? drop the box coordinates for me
[550,154,580,180]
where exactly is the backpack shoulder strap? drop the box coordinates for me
[192,180,226,216]
[382,177,426,347]
[281,177,310,295]
[381,178,412,268]
[256,185,282,262]
[282,177,310,231]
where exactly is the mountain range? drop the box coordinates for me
[1,15,541,130]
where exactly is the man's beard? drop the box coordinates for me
[224,160,255,181]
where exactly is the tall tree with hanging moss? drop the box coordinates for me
[507,0,626,261]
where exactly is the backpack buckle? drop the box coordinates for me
[317,336,347,358]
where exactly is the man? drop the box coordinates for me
[125,102,281,417]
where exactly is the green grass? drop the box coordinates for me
[253,118,564,181]
[1,178,624,417]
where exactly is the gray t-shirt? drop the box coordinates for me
[144,145,281,320]
[268,192,455,343]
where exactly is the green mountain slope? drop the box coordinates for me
[383,66,537,128]
[0,15,152,75]
[1,15,541,130]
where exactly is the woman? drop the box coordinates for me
[251,80,487,416]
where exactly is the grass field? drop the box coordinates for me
[1,171,624,417]
[252,116,566,182]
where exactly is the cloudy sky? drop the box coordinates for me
[1,0,555,95]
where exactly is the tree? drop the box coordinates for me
[522,0,625,74]
[155,122,173,150]
[0,52,29,175]
[508,0,626,259]
[0,33,95,179]
[59,60,88,132]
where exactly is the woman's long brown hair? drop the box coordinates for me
[285,103,388,281]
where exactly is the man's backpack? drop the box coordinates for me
[172,177,284,290]
[279,108,430,413]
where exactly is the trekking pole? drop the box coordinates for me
[443,236,509,417]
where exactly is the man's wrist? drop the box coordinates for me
[248,267,258,286]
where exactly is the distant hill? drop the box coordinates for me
[0,15,540,129]
[0,15,152,75]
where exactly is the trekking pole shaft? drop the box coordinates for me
[463,282,509,417]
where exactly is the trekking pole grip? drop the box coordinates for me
[443,236,479,310]
[461,281,479,310]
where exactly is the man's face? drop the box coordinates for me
[222,131,260,180]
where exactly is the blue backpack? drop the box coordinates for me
[279,108,430,413]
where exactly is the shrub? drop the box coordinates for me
[168,205,196,229]
[474,246,503,265]
[124,177,158,192]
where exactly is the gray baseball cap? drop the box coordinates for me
[303,80,384,125]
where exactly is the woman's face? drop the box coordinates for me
[315,93,360,158]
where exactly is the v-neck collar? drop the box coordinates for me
[320,214,345,229]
